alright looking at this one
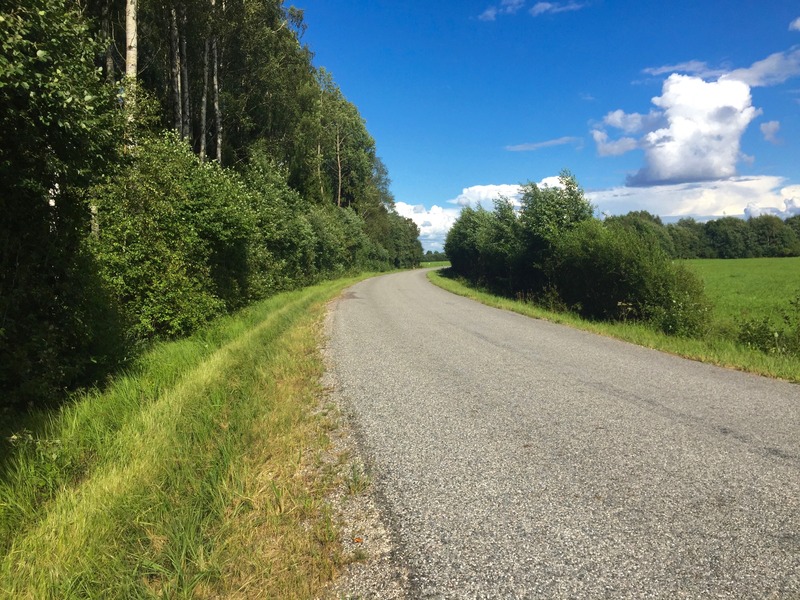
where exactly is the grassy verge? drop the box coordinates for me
[0,275,371,598]
[428,269,800,383]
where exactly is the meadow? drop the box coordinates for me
[687,257,800,334]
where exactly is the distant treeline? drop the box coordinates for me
[606,212,800,259]
[423,250,449,262]
[1,0,422,410]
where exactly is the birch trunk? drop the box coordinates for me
[102,0,114,82]
[200,38,209,161]
[212,35,222,163]
[336,128,343,208]
[170,7,183,133]
[179,4,192,141]
[125,0,137,80]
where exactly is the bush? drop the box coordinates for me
[736,291,800,355]
[88,133,250,341]
[551,220,709,336]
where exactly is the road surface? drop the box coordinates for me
[327,269,799,598]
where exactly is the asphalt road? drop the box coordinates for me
[327,269,799,598]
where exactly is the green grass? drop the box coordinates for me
[428,268,800,383]
[686,257,800,334]
[0,275,372,599]
[420,261,450,268]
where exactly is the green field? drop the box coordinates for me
[686,257,800,332]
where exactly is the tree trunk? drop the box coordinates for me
[102,0,115,82]
[179,4,192,141]
[336,128,343,208]
[170,7,182,133]
[200,38,209,161]
[212,35,222,163]
[317,141,324,201]
[125,0,137,80]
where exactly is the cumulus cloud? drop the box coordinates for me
[744,184,800,218]
[395,202,461,251]
[530,1,585,16]
[404,176,800,250]
[446,184,524,208]
[602,109,664,134]
[761,120,781,144]
[791,17,800,31]
[587,176,797,218]
[593,74,761,185]
[629,74,761,185]
[590,130,638,156]
[505,136,581,151]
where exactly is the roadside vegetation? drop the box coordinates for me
[1,0,422,414]
[0,278,367,598]
[436,174,800,381]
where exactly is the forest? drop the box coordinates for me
[0,0,423,412]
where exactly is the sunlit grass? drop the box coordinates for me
[428,269,800,383]
[686,257,800,335]
[420,261,450,268]
[0,275,372,598]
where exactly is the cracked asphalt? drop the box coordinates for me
[326,269,799,598]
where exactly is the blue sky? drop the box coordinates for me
[296,1,800,250]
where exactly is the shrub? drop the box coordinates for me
[88,132,250,341]
[551,220,709,336]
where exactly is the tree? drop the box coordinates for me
[0,0,120,406]
[748,215,800,257]
[705,217,753,258]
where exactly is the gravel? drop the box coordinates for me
[325,269,800,599]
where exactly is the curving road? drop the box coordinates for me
[327,269,799,598]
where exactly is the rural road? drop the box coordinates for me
[327,269,799,598]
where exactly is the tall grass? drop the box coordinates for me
[429,269,800,382]
[0,276,367,598]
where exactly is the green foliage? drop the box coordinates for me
[735,290,800,356]
[1,0,424,412]
[0,0,121,409]
[88,132,249,340]
[552,220,709,336]
[518,170,594,245]
[445,171,709,337]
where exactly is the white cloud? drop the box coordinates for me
[591,129,638,156]
[478,7,498,21]
[479,0,525,21]
[627,74,761,185]
[789,17,800,31]
[505,136,581,151]
[447,184,524,208]
[404,177,800,250]
[593,74,760,186]
[722,48,800,87]
[395,202,461,251]
[602,109,663,134]
[760,120,781,144]
[587,176,795,218]
[530,2,585,16]
[642,60,728,79]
